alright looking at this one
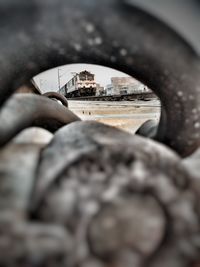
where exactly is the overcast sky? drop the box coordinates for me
[34,63,130,93]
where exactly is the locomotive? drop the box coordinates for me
[59,70,97,98]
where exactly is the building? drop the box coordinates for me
[105,77,151,95]
[96,83,105,96]
[105,84,114,95]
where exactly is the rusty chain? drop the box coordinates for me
[0,0,200,266]
[0,0,200,155]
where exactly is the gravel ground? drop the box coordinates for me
[68,99,161,134]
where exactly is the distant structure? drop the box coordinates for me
[105,84,114,96]
[105,77,150,96]
[96,83,105,96]
[59,70,97,97]
[58,71,152,98]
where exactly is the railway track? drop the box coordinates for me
[69,92,157,101]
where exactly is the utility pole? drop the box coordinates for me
[58,68,70,92]
[58,68,61,92]
[40,79,46,91]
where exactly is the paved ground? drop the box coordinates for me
[68,99,161,134]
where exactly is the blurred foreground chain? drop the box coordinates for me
[0,0,200,155]
[0,118,200,267]
[42,92,69,108]
[0,94,80,147]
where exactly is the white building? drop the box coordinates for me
[106,84,115,95]
[105,77,151,95]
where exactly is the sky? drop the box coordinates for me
[34,63,130,93]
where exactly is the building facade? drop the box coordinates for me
[96,83,105,96]
[105,77,151,96]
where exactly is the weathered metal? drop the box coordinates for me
[15,81,42,95]
[31,121,200,267]
[0,143,41,219]
[12,127,53,146]
[0,216,71,266]
[0,1,200,266]
[43,91,69,107]
[123,0,200,54]
[135,119,158,138]
[0,119,199,266]
[0,94,80,147]
[0,0,200,155]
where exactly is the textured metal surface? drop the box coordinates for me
[0,94,80,146]
[0,2,200,265]
[30,121,200,267]
[123,0,200,54]
[12,127,53,145]
[0,143,41,217]
[135,119,158,138]
[0,121,200,266]
[43,92,69,107]
[0,0,200,155]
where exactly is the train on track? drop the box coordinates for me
[58,70,157,101]
[59,70,97,98]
